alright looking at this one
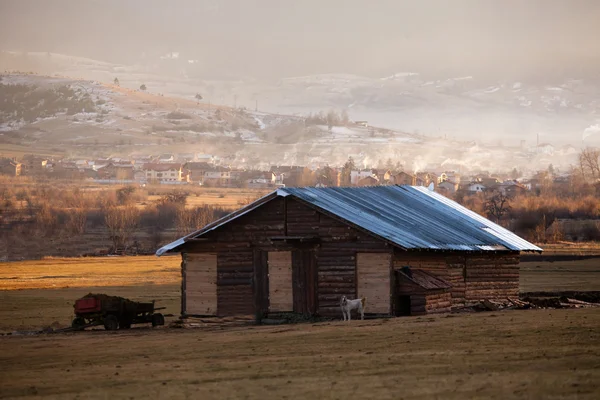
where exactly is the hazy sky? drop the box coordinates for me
[1,0,599,79]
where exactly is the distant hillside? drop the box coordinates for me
[0,73,580,174]
[1,51,598,149]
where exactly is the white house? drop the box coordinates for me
[202,167,232,186]
[143,163,184,183]
[351,170,376,185]
[467,183,486,193]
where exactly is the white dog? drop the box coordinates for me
[340,295,366,321]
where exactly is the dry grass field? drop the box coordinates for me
[146,187,268,209]
[520,258,600,292]
[0,255,599,399]
[0,310,598,399]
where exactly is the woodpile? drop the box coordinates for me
[454,296,600,313]
[173,315,255,329]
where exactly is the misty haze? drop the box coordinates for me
[1,2,600,399]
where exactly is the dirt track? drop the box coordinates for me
[1,309,599,399]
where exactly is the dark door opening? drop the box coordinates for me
[395,295,411,316]
[292,250,317,315]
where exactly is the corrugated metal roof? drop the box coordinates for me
[156,185,542,255]
[282,186,541,252]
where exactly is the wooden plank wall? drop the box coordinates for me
[268,251,293,312]
[184,253,217,316]
[356,253,391,314]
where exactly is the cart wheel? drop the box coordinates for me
[72,317,86,331]
[151,313,165,327]
[119,318,132,329]
[103,315,119,331]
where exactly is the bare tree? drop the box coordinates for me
[484,191,512,223]
[341,157,356,186]
[105,206,140,251]
[578,147,600,180]
[68,208,87,235]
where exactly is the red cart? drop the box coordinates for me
[72,294,165,331]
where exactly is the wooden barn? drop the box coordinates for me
[157,186,541,319]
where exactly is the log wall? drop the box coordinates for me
[394,250,521,307]
[464,253,520,301]
[408,291,452,316]
[395,273,451,316]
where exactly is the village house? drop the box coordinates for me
[20,155,48,176]
[158,153,175,163]
[270,166,308,187]
[415,172,436,187]
[96,162,135,181]
[374,169,393,184]
[184,162,211,183]
[392,171,416,186]
[466,182,486,193]
[143,163,184,183]
[0,158,22,176]
[357,175,379,186]
[177,153,196,162]
[246,172,276,189]
[202,167,232,186]
[350,169,376,185]
[438,171,461,184]
[436,181,458,194]
[157,186,540,319]
[196,154,215,164]
[492,181,528,197]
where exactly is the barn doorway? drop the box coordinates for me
[255,250,316,316]
[395,295,411,316]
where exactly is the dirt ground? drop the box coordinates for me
[0,310,598,399]
[1,255,599,398]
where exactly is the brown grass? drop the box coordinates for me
[1,256,599,398]
[520,259,600,292]
[0,310,599,399]
[0,256,180,290]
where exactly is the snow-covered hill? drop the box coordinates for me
[0,73,582,175]
[2,51,597,148]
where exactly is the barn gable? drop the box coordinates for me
[158,186,541,256]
